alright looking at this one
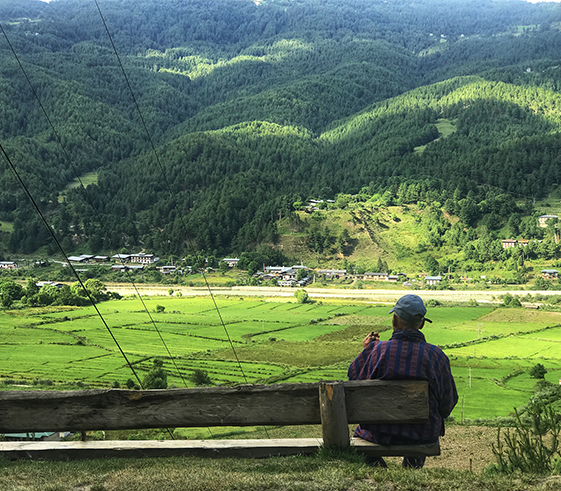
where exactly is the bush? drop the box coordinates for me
[294,289,310,304]
[529,363,547,379]
[143,359,168,389]
[190,369,211,387]
[492,399,560,474]
[502,293,521,308]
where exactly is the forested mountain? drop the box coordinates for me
[2,0,561,257]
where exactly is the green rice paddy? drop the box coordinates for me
[1,297,560,421]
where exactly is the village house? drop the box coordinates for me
[278,280,296,287]
[112,254,131,262]
[157,265,177,274]
[0,261,18,270]
[281,269,298,280]
[501,239,517,249]
[130,253,159,265]
[541,269,559,279]
[538,215,558,228]
[67,256,87,263]
[362,272,388,281]
[318,269,346,279]
[111,264,145,272]
[264,266,289,274]
[222,258,240,268]
[425,275,442,285]
[36,281,63,289]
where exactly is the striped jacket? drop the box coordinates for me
[348,329,458,444]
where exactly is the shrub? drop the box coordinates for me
[143,359,168,389]
[294,289,310,304]
[190,369,211,387]
[502,293,521,308]
[492,399,560,474]
[529,363,548,379]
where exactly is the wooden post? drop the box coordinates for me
[318,381,349,448]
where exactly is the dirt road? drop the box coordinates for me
[106,284,541,304]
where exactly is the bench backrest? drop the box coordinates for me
[0,380,429,434]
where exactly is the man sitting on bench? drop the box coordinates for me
[348,294,458,468]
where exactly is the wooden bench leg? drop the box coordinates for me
[319,381,349,448]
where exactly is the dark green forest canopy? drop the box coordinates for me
[2,0,561,254]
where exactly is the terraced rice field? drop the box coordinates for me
[1,297,560,420]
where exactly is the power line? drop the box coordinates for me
[0,20,189,391]
[92,0,251,386]
[0,140,144,389]
[92,0,266,438]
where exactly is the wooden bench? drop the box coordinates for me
[0,380,440,460]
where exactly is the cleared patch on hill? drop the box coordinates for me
[58,172,98,202]
[0,221,13,233]
[415,118,457,154]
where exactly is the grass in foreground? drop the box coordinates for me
[0,450,558,491]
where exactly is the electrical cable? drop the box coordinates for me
[92,0,252,386]
[0,141,144,388]
[0,21,190,391]
[2,5,266,440]
[92,0,269,438]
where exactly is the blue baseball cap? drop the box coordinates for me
[389,294,432,323]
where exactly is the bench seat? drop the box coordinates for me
[0,437,440,461]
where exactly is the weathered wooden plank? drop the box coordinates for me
[351,437,441,457]
[345,380,429,424]
[0,438,440,461]
[0,380,429,433]
[0,438,323,461]
[0,384,322,432]
[319,382,349,448]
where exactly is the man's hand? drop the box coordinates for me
[363,331,380,348]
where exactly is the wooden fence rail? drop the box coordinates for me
[0,379,440,460]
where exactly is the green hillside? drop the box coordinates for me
[2,0,561,259]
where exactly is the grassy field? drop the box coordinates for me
[0,221,13,233]
[64,171,98,190]
[1,297,560,422]
[0,450,553,491]
[414,118,457,154]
